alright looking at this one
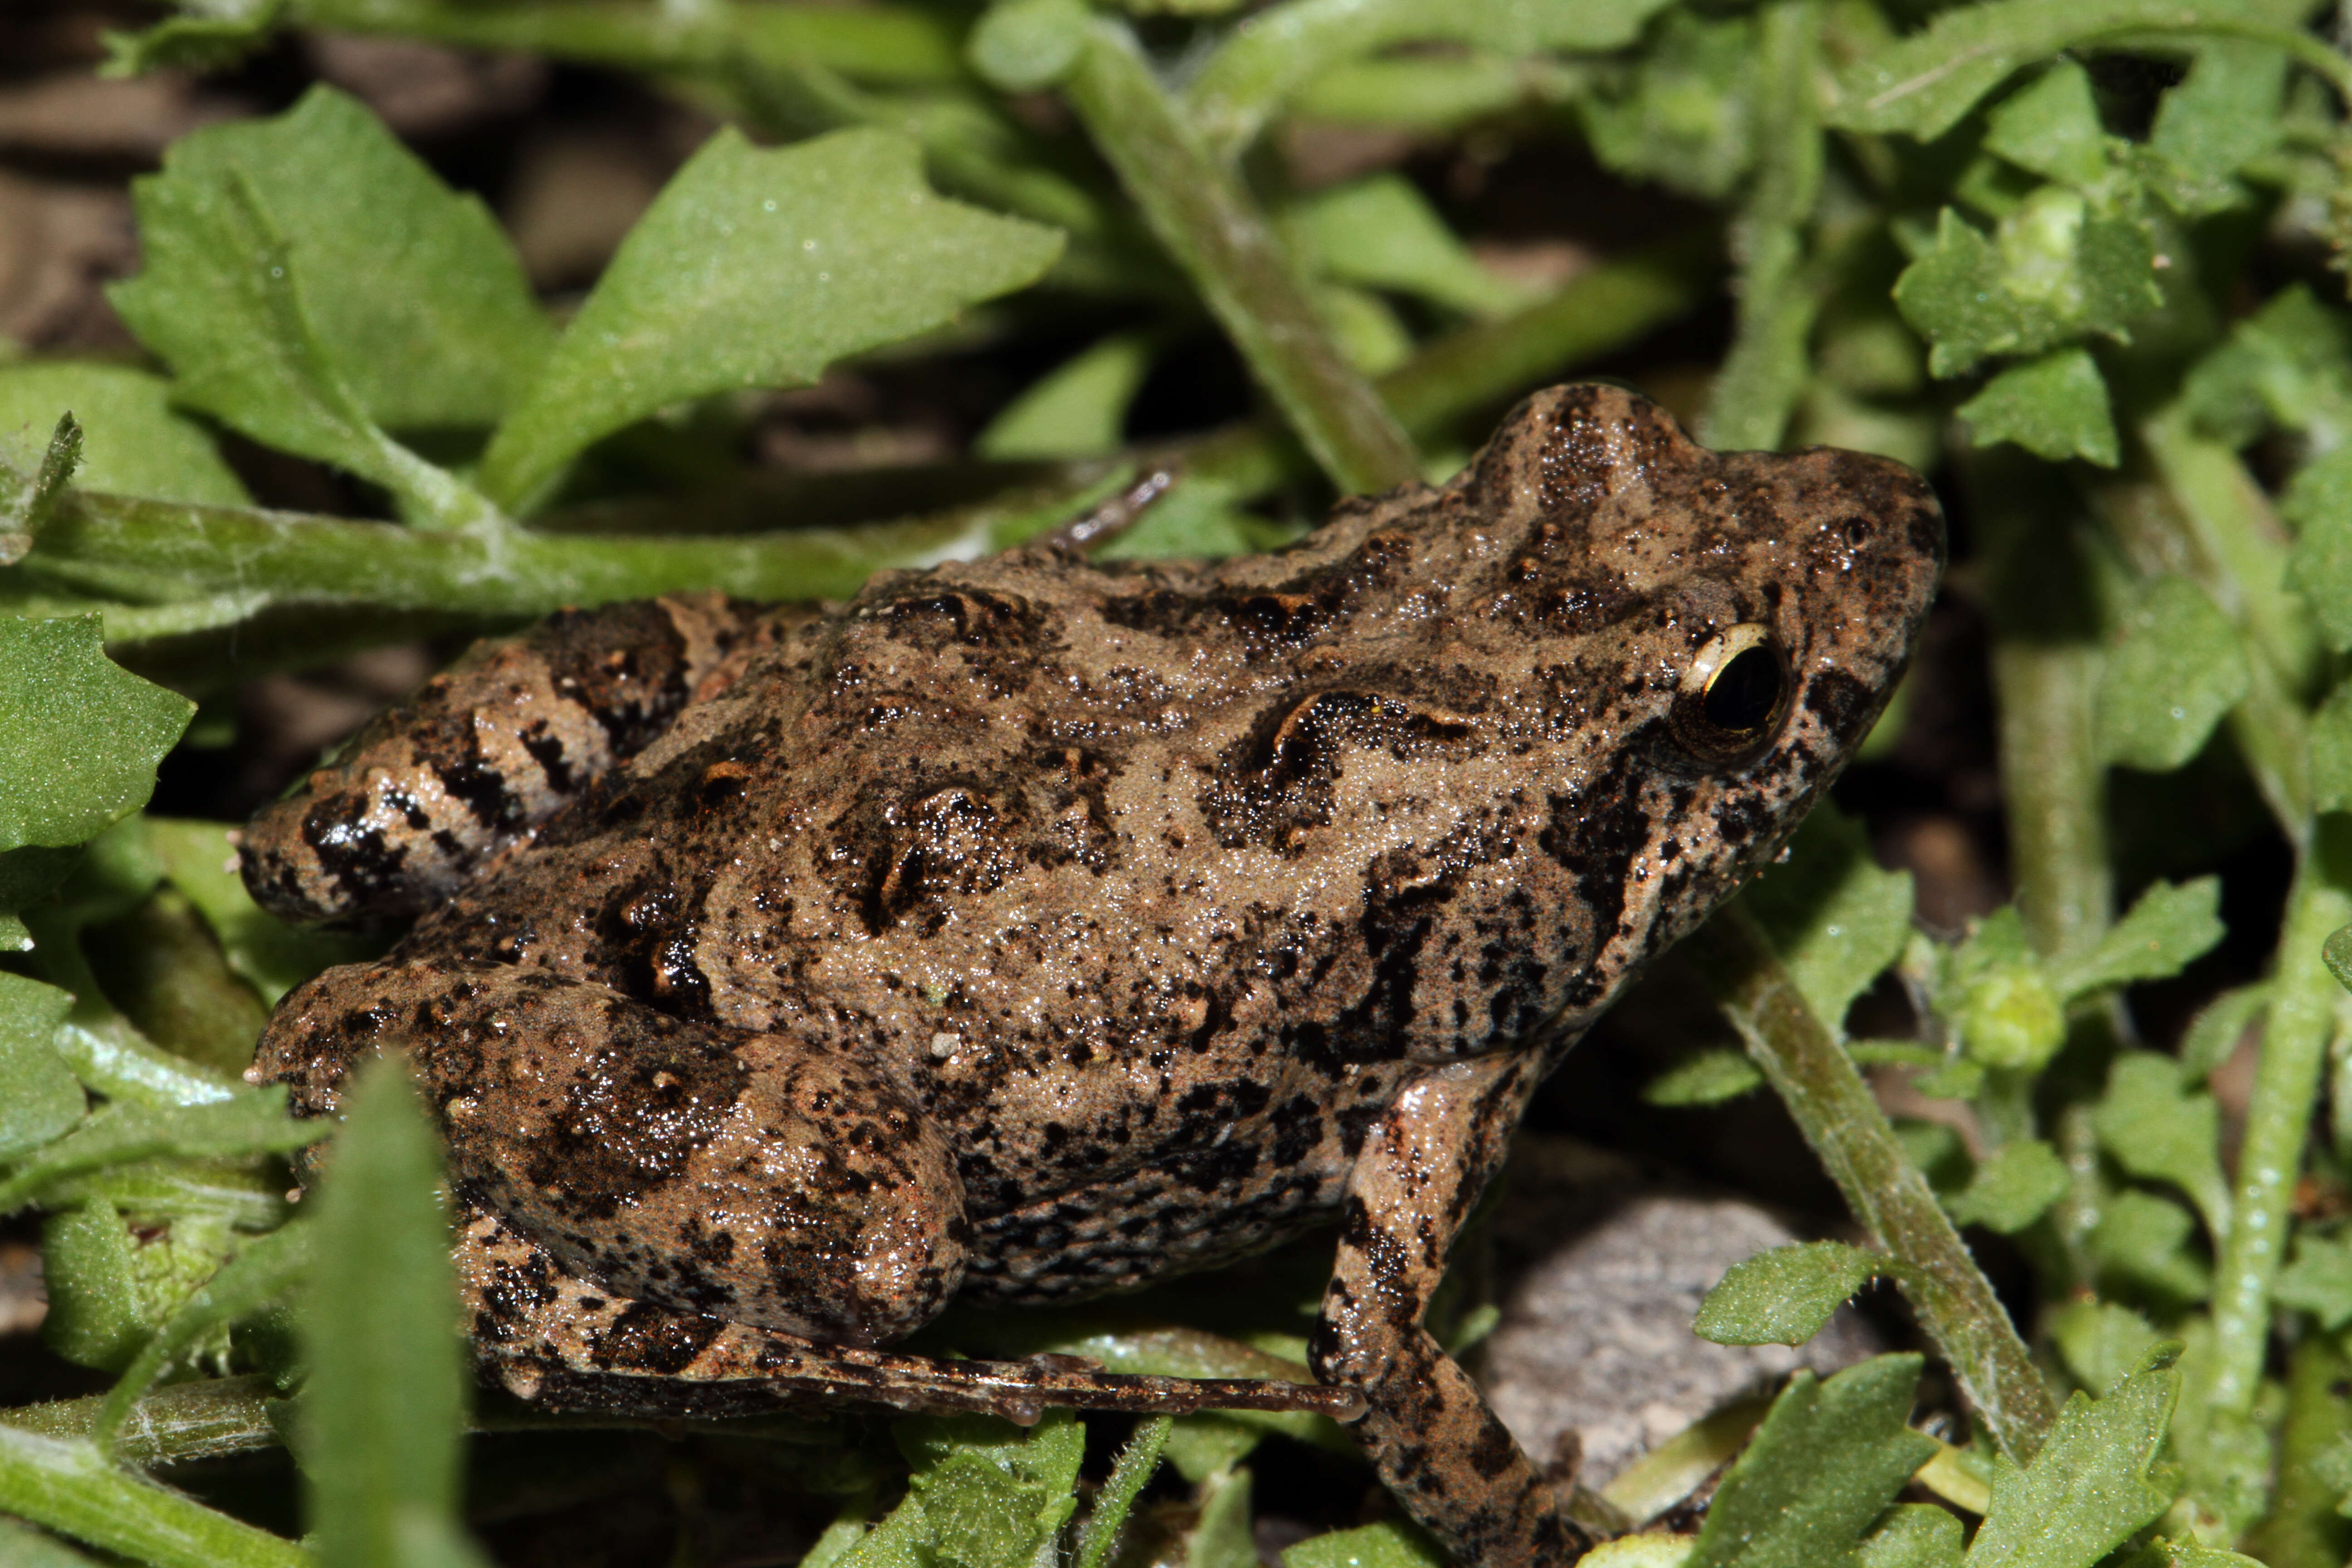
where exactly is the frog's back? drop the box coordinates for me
[401,385,1939,1298]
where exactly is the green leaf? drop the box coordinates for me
[1161,1414,1262,1483]
[2054,877,2228,996]
[99,0,281,78]
[2087,1191,2210,1308]
[2089,1053,2231,1236]
[1186,1467,1257,1568]
[889,1411,1086,1568]
[1894,1118,1973,1192]
[479,127,1063,511]
[2147,42,2289,216]
[0,617,192,912]
[1094,475,1264,561]
[1894,193,2160,379]
[1982,63,2112,191]
[1826,0,2295,140]
[1857,1504,1964,1568]
[106,141,492,529]
[0,413,81,570]
[1739,805,1916,1034]
[2286,446,2352,652]
[88,1220,309,1456]
[1577,10,1757,201]
[2047,1298,2163,1397]
[118,87,549,433]
[1282,174,1525,319]
[1689,1354,1937,1568]
[0,364,249,507]
[1074,1417,1170,1568]
[302,1052,481,1568]
[37,1203,146,1372]
[2178,983,2267,1078]
[1312,283,1414,376]
[0,971,85,1161]
[2111,1542,2267,1568]
[1283,1520,1447,1568]
[2310,680,2352,813]
[1943,1139,2068,1234]
[2180,285,2352,449]
[1646,1048,1767,1107]
[1694,1240,1879,1347]
[1960,349,2119,467]
[2275,1230,2352,1328]
[1184,0,1676,158]
[2095,577,2249,771]
[0,1091,327,1215]
[0,1517,107,1567]
[976,333,1154,461]
[2328,925,2352,995]
[1965,1346,2184,1568]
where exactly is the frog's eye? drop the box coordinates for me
[1671,623,1790,764]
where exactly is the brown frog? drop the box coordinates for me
[243,385,1941,1567]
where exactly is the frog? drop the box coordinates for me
[241,384,1942,1567]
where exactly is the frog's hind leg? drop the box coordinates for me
[460,1212,1362,1426]
[240,593,777,924]
[1311,1053,1595,1567]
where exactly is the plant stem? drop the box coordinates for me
[1,1376,283,1468]
[23,245,1710,642]
[287,0,960,84]
[1692,904,2059,1463]
[26,487,1054,615]
[2241,1330,2352,1568]
[1060,19,1421,496]
[0,1424,311,1568]
[1972,453,2112,960]
[1700,0,1824,452]
[2208,834,2352,1414]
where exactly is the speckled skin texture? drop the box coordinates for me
[245,386,1942,1567]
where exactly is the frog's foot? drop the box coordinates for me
[460,1212,1364,1426]
[240,593,771,924]
[1312,1054,1596,1568]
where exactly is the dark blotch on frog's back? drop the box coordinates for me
[518,1006,749,1221]
[588,1301,725,1374]
[1198,687,1479,853]
[1098,523,1422,650]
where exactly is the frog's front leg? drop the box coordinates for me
[1311,1052,1594,1568]
[240,593,772,925]
[262,960,962,1345]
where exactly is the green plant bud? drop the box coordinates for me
[1957,962,2065,1070]
[969,0,1091,93]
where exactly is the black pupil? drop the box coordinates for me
[1702,646,1782,733]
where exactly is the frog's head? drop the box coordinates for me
[1460,383,1944,1033]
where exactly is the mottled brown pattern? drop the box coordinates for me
[245,387,1942,1566]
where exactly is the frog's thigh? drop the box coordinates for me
[240,593,757,924]
[380,965,965,1347]
[1310,1053,1593,1568]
